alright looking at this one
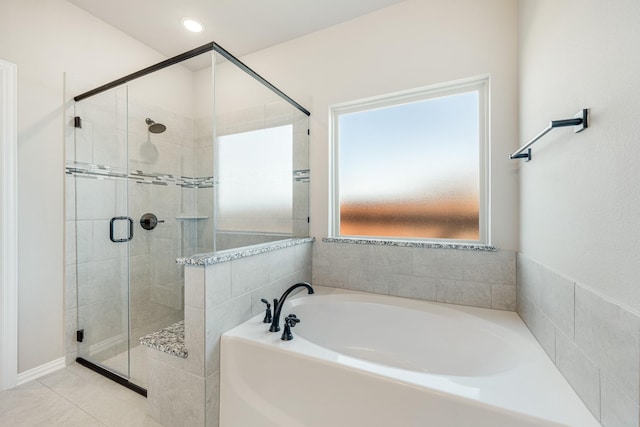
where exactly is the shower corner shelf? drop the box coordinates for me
[176,215,209,220]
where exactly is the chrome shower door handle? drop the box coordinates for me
[110,216,134,243]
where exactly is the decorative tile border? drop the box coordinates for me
[67,161,306,188]
[178,237,315,266]
[322,237,498,252]
[139,321,187,359]
[293,169,310,182]
[66,161,215,188]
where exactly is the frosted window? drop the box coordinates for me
[217,125,292,233]
[335,85,484,241]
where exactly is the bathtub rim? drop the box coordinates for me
[222,286,600,427]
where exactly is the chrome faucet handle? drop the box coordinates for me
[281,314,300,341]
[260,298,272,324]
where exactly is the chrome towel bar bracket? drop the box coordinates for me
[510,109,589,161]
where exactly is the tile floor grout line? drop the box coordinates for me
[1,365,157,426]
[36,376,109,427]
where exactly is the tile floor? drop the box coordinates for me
[0,363,161,426]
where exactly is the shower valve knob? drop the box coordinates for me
[140,213,163,230]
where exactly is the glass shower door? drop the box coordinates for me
[73,85,132,380]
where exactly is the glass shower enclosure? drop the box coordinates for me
[65,43,310,393]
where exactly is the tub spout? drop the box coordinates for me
[269,282,314,332]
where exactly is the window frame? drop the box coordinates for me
[329,76,490,244]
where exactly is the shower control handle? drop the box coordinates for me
[140,213,164,231]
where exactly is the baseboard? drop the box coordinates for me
[16,357,65,385]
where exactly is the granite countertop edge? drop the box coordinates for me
[177,237,315,266]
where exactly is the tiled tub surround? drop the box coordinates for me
[313,238,516,311]
[144,239,313,426]
[517,253,640,426]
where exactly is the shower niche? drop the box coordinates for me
[65,46,310,392]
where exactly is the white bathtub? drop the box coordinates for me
[220,287,599,427]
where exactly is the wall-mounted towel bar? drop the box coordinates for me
[510,109,589,161]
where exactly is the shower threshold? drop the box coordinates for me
[76,357,147,397]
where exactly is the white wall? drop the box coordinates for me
[519,0,640,312]
[231,0,520,250]
[0,0,185,373]
[0,0,519,373]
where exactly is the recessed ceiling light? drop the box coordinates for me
[182,18,204,33]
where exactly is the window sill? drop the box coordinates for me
[322,237,498,252]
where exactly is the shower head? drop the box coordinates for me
[145,118,166,134]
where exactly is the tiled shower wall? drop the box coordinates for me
[64,92,310,367]
[191,116,214,254]
[126,99,197,339]
[312,239,516,310]
[64,91,198,364]
[65,88,128,363]
[517,253,640,426]
[214,99,310,251]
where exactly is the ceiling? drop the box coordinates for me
[68,0,406,68]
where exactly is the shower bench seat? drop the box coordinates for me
[139,320,188,359]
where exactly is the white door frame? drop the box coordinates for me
[0,58,18,391]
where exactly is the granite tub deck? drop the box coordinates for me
[140,321,188,359]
